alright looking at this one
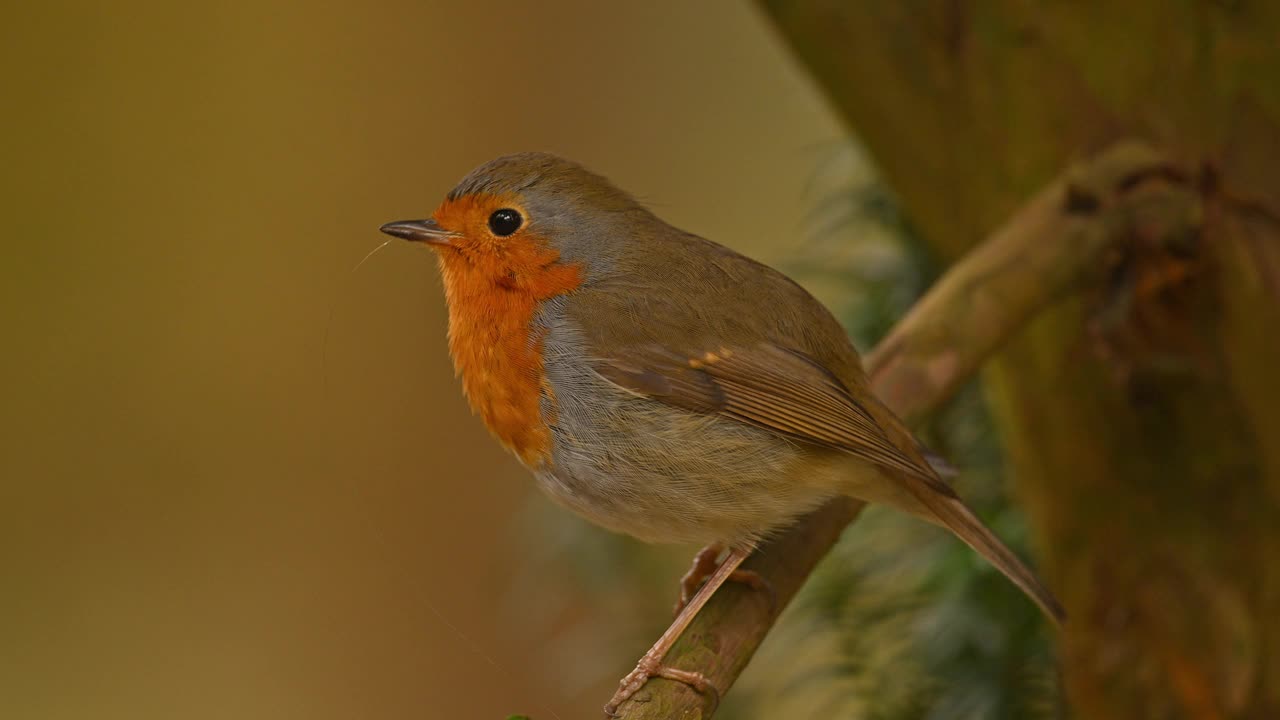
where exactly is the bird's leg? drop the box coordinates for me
[675,543,775,615]
[674,544,724,613]
[604,547,749,717]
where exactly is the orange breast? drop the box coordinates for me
[436,239,582,467]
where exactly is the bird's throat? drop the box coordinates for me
[436,249,582,466]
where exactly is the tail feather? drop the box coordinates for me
[910,484,1065,626]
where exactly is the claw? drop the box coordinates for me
[675,545,776,615]
[602,659,719,717]
[604,547,750,716]
[675,544,725,615]
[655,666,720,712]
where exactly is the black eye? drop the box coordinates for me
[487,208,523,237]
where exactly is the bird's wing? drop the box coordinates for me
[593,342,949,490]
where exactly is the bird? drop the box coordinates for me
[381,152,1064,715]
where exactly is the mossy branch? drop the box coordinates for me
[610,141,1197,719]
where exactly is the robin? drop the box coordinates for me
[381,152,1063,715]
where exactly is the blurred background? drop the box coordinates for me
[1,2,850,718]
[7,2,1280,719]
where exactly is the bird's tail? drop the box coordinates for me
[910,483,1065,626]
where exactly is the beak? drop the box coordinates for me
[379,219,456,245]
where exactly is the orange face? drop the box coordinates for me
[426,192,583,467]
[429,191,585,293]
[431,192,527,254]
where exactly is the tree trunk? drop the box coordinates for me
[757,2,1280,718]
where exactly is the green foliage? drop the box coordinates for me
[787,142,935,350]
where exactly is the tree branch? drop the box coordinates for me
[610,140,1197,719]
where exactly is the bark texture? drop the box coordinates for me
[757,2,1280,718]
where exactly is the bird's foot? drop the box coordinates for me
[674,544,775,615]
[602,655,719,717]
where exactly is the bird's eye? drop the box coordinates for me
[487,208,523,237]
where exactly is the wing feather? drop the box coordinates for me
[595,342,941,484]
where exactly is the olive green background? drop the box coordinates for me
[0,1,843,717]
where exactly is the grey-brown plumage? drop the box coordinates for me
[400,152,1065,625]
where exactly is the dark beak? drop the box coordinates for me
[379,219,455,245]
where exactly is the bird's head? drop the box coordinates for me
[381,152,650,294]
